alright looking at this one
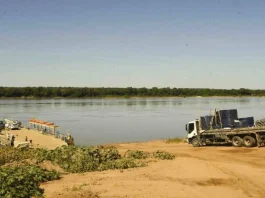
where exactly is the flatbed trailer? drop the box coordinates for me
[186,119,265,147]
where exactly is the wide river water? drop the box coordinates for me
[1,97,265,145]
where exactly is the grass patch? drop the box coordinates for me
[164,137,185,144]
[0,146,175,197]
[72,183,89,191]
[152,150,175,160]
[124,150,150,159]
[0,165,60,198]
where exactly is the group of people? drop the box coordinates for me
[6,133,33,147]
[5,129,74,147]
[24,136,33,145]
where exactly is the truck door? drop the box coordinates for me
[187,122,197,139]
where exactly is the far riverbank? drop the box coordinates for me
[1,95,265,100]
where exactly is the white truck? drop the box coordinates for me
[186,109,265,148]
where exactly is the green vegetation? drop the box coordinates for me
[0,147,175,171]
[0,87,263,98]
[0,146,175,197]
[0,165,60,198]
[165,137,184,144]
[124,150,150,159]
[0,148,33,166]
[124,149,175,160]
[152,150,175,160]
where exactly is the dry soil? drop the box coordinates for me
[41,141,265,198]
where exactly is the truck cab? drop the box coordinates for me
[186,120,199,143]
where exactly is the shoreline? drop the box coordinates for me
[0,128,67,149]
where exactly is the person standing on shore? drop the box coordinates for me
[66,130,70,144]
[67,135,74,146]
[10,135,15,147]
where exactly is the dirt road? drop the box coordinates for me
[42,141,265,198]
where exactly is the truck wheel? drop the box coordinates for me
[243,136,256,147]
[191,138,200,147]
[232,136,243,147]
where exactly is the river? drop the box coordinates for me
[1,97,265,145]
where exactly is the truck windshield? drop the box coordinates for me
[188,123,194,133]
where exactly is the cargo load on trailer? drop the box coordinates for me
[186,109,265,147]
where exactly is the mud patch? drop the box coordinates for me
[51,189,100,198]
[196,178,234,186]
[174,153,192,158]
[220,149,254,154]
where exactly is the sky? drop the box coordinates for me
[0,0,264,89]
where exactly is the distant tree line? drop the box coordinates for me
[0,87,264,98]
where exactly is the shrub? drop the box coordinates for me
[152,150,175,160]
[164,137,184,144]
[0,165,60,198]
[0,147,33,166]
[0,146,175,173]
[124,150,150,159]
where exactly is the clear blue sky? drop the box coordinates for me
[0,0,264,88]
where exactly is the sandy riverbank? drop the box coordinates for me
[41,140,265,198]
[0,128,67,149]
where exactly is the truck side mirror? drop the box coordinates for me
[185,124,188,132]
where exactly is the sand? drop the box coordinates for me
[41,141,265,198]
[0,128,67,149]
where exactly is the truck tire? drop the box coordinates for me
[243,136,256,147]
[191,138,200,147]
[232,136,243,147]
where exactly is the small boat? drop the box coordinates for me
[3,118,20,130]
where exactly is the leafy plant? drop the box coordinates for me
[0,147,33,166]
[164,137,184,144]
[124,150,150,159]
[0,145,175,198]
[0,146,175,174]
[152,150,175,160]
[0,165,60,198]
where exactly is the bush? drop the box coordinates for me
[0,165,60,198]
[0,147,33,166]
[152,150,175,160]
[39,146,122,173]
[31,146,147,173]
[0,146,176,198]
[0,146,175,174]
[124,150,150,159]
[164,137,184,143]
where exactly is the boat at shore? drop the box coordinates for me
[3,118,21,130]
[0,118,71,149]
